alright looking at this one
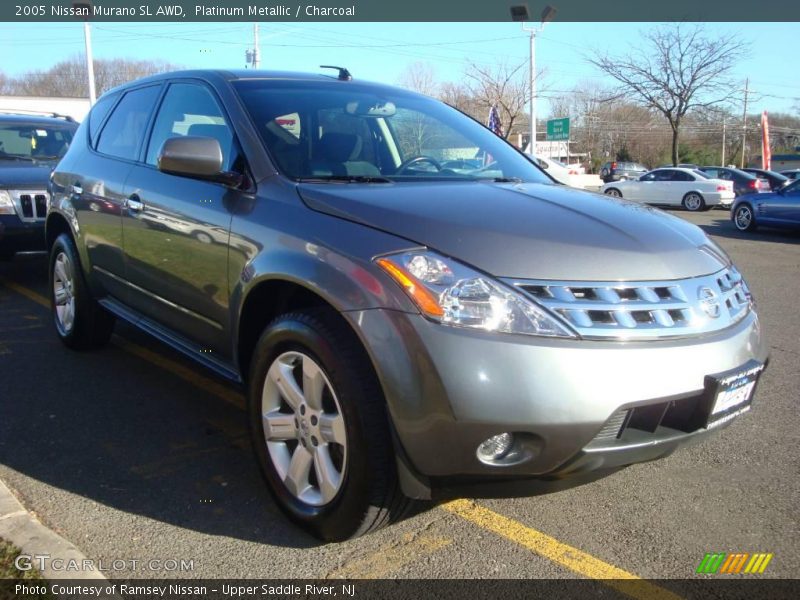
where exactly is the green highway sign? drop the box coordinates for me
[546,118,570,141]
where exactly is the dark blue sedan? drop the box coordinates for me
[732,179,800,232]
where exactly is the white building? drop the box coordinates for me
[0,96,91,123]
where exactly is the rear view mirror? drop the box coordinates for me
[345,100,396,117]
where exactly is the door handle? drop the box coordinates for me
[72,183,83,195]
[126,195,145,212]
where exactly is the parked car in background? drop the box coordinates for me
[779,169,800,181]
[657,163,700,170]
[699,166,769,196]
[601,167,734,211]
[742,168,789,191]
[599,160,647,183]
[732,179,800,232]
[48,69,768,541]
[529,154,582,187]
[0,111,78,260]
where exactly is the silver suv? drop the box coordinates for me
[47,70,768,541]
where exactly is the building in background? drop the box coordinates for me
[0,96,90,123]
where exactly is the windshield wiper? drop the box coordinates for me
[297,175,392,184]
[0,154,35,162]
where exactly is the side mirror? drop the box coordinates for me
[158,136,241,186]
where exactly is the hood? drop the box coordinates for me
[0,162,54,188]
[297,181,727,281]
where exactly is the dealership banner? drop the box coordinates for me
[4,0,800,22]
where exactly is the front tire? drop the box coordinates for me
[682,192,706,212]
[248,309,410,541]
[733,204,757,231]
[604,188,622,198]
[49,233,114,350]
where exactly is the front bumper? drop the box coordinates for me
[347,307,768,486]
[0,214,45,253]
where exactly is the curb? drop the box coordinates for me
[0,478,106,581]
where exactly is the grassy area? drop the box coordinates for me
[0,538,46,580]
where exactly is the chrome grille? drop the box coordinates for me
[10,190,49,222]
[508,267,752,340]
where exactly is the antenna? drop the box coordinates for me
[320,65,352,81]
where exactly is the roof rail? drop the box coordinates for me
[0,108,77,122]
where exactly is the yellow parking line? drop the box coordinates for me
[327,532,451,579]
[1,277,680,592]
[442,500,681,600]
[0,278,245,410]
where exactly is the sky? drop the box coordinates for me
[2,21,798,117]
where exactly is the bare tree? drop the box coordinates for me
[5,55,180,98]
[398,61,439,97]
[588,24,747,165]
[464,60,530,140]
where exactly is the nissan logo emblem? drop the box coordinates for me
[698,286,721,319]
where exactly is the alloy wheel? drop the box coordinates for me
[735,206,752,230]
[261,351,347,506]
[684,193,702,211]
[53,252,76,334]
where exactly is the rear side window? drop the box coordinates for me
[88,93,117,148]
[145,83,235,169]
[96,85,161,161]
[671,170,693,182]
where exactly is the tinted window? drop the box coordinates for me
[0,122,75,159]
[671,170,693,182]
[234,80,551,183]
[96,85,161,161]
[88,93,117,148]
[653,170,674,182]
[146,83,235,169]
[702,168,720,178]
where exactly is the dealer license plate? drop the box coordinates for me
[706,362,764,423]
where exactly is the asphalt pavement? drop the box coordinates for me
[0,208,797,583]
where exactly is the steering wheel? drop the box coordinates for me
[396,155,443,175]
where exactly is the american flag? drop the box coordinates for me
[487,105,503,137]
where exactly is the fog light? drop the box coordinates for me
[477,433,514,462]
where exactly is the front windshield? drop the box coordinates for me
[233,80,551,184]
[0,123,75,160]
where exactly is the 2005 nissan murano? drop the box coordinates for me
[48,69,768,541]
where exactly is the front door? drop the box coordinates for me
[121,81,245,357]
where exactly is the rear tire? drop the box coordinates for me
[682,192,706,212]
[733,204,757,231]
[49,233,115,350]
[248,309,411,541]
[604,188,622,198]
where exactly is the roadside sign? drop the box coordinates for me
[547,117,570,141]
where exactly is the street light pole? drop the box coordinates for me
[511,5,556,155]
[83,21,96,105]
[528,28,536,155]
[73,2,96,105]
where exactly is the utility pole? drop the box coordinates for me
[721,115,726,166]
[740,78,749,168]
[253,23,261,69]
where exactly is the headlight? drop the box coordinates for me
[0,190,16,215]
[375,251,577,338]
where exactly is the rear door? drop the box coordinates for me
[73,85,162,301]
[120,80,246,357]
